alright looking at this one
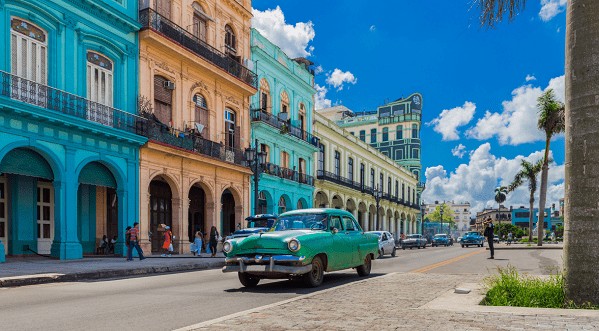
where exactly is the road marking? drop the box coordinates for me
[411,249,485,273]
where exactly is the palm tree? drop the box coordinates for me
[536,90,565,246]
[477,0,599,306]
[508,160,543,242]
[494,186,507,207]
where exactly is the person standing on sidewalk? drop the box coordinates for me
[507,231,513,245]
[162,226,173,257]
[127,222,145,261]
[483,218,495,259]
[209,226,219,257]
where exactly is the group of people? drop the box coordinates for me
[190,226,221,257]
[96,235,117,255]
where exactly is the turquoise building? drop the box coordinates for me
[0,0,145,259]
[511,207,552,230]
[249,29,318,215]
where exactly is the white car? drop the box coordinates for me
[367,231,396,258]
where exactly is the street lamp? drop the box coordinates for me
[244,138,267,215]
[439,202,445,234]
[420,201,425,235]
[373,185,382,230]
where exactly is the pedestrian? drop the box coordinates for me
[204,232,212,255]
[507,231,513,245]
[162,226,173,257]
[483,218,495,259]
[191,231,203,256]
[126,223,145,261]
[209,226,219,257]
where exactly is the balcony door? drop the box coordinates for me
[86,51,113,126]
[10,18,47,107]
[192,3,208,43]
[36,182,54,255]
[0,177,7,253]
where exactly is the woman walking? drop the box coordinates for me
[162,226,173,257]
[209,226,219,257]
[191,231,203,256]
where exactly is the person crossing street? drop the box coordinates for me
[483,218,495,259]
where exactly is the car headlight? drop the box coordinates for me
[288,238,301,252]
[223,241,232,253]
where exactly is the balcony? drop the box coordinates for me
[139,8,257,88]
[0,70,143,135]
[138,115,246,166]
[251,109,319,147]
[263,162,314,186]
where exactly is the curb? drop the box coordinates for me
[0,261,225,288]
[488,246,563,250]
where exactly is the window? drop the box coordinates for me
[224,24,236,54]
[395,180,399,197]
[350,132,354,136]
[412,124,418,138]
[153,76,173,125]
[348,157,354,182]
[281,151,290,169]
[396,125,403,140]
[259,78,270,112]
[330,215,342,230]
[360,163,365,187]
[86,51,113,125]
[412,149,419,159]
[193,93,209,137]
[343,216,356,231]
[297,200,304,209]
[280,91,289,117]
[299,158,306,182]
[382,127,389,142]
[156,0,172,19]
[370,168,375,187]
[278,196,286,214]
[402,183,405,200]
[334,151,340,177]
[298,103,306,132]
[318,144,325,173]
[379,173,384,190]
[192,3,208,42]
[224,109,237,149]
[260,144,270,163]
[370,128,377,143]
[258,191,267,214]
[359,130,366,142]
[388,177,391,195]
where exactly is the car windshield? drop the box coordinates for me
[273,214,328,231]
[407,234,420,239]
[466,232,479,236]
[434,234,447,238]
[246,219,274,228]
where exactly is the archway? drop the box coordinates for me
[386,209,393,233]
[149,177,173,253]
[400,212,406,236]
[278,194,291,214]
[314,191,328,208]
[368,204,376,231]
[258,190,273,214]
[358,202,367,230]
[296,197,308,210]
[331,195,343,209]
[221,189,236,236]
[188,184,206,242]
[346,198,356,214]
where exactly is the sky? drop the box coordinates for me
[251,0,567,216]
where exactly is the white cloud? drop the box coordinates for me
[314,65,324,75]
[466,75,564,145]
[427,101,476,141]
[252,6,315,58]
[423,143,564,217]
[539,0,567,22]
[314,84,331,110]
[451,144,467,158]
[526,74,536,82]
[326,69,357,91]
[369,25,376,32]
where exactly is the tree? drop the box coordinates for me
[477,0,599,306]
[535,90,565,247]
[508,159,543,242]
[427,204,455,234]
[494,186,507,208]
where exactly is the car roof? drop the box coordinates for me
[279,208,354,217]
[245,214,277,221]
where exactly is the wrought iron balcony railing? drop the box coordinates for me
[0,70,143,135]
[139,8,257,88]
[262,162,314,186]
[251,108,319,147]
[137,115,245,166]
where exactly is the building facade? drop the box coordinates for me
[511,207,552,230]
[474,205,512,231]
[423,200,471,232]
[137,0,257,254]
[0,0,145,259]
[313,112,420,235]
[249,29,318,215]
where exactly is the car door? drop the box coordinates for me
[385,232,395,252]
[342,216,363,265]
[330,215,352,270]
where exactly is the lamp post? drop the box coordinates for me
[374,185,382,230]
[420,201,425,235]
[439,202,445,234]
[244,138,267,215]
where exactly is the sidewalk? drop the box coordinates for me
[0,253,225,287]
[492,242,563,250]
[183,272,599,331]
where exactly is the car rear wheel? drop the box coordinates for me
[356,254,372,277]
[391,247,396,257]
[238,272,260,287]
[378,250,384,259]
[303,256,324,287]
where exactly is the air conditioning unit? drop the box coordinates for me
[194,122,205,134]
[164,81,175,90]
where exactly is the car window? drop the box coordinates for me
[342,216,356,231]
[352,218,362,232]
[330,215,342,231]
[382,232,388,241]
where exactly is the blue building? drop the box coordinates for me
[511,207,552,230]
[249,29,318,214]
[0,0,145,259]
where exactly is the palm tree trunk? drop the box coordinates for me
[528,193,534,242]
[565,0,599,305]
[537,138,551,246]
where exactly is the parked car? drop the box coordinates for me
[367,231,396,258]
[225,214,277,240]
[401,234,427,249]
[222,208,379,288]
[493,235,500,243]
[432,234,452,247]
[459,231,485,247]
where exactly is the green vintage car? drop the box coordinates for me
[222,208,379,287]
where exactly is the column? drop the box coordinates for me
[171,197,182,254]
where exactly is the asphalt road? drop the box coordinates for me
[0,244,562,331]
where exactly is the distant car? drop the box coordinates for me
[225,214,277,240]
[368,231,396,258]
[493,235,500,243]
[459,231,484,248]
[432,234,452,247]
[401,234,427,249]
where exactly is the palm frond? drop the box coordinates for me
[477,0,526,28]
[537,89,565,137]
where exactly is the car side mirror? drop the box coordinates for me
[332,227,338,234]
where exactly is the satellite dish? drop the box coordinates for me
[195,122,205,134]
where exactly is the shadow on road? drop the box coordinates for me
[224,272,386,295]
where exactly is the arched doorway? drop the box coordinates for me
[278,194,291,214]
[149,178,172,252]
[257,191,272,214]
[358,202,367,230]
[0,148,55,256]
[331,195,343,209]
[368,205,376,231]
[221,189,236,236]
[188,184,206,242]
[315,191,328,208]
[296,198,307,210]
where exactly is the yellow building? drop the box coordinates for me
[137,0,257,254]
[313,113,421,236]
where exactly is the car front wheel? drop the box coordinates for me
[391,247,396,257]
[238,272,260,287]
[356,254,372,277]
[304,256,324,287]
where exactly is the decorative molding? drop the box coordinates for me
[224,95,240,106]
[154,61,175,74]
[191,80,209,92]
[63,13,77,29]
[64,0,140,33]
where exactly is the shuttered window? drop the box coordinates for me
[224,109,237,149]
[193,93,209,137]
[153,76,172,125]
[225,25,236,54]
[192,3,208,42]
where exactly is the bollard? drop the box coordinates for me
[0,240,5,263]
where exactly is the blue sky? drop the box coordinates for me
[251,0,567,214]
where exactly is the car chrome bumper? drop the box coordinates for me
[222,255,311,275]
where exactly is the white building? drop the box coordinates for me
[424,200,471,232]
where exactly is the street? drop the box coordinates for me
[0,245,563,331]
